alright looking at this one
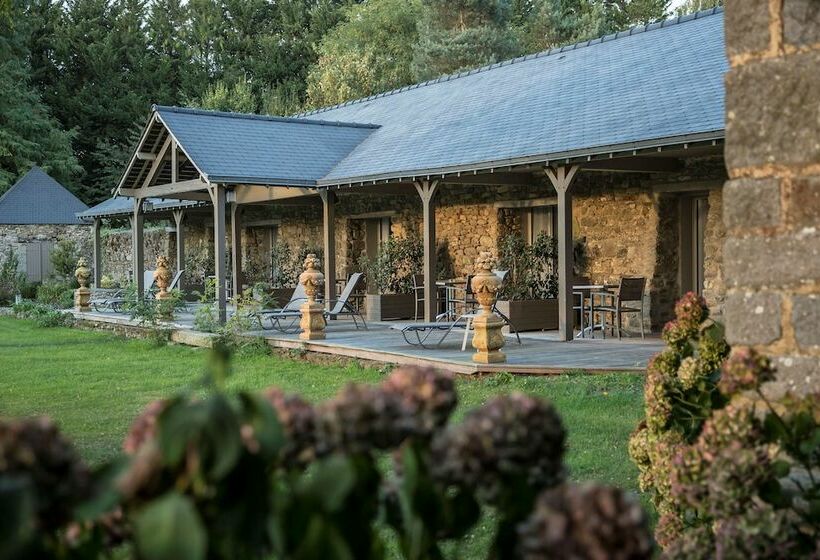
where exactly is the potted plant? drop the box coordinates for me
[494,232,560,331]
[264,242,324,307]
[358,234,422,321]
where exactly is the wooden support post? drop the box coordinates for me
[415,180,439,322]
[545,165,580,341]
[172,209,185,291]
[130,199,144,299]
[210,185,227,324]
[170,139,178,184]
[93,218,102,288]
[231,203,243,297]
[320,190,337,310]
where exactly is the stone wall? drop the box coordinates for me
[0,224,91,279]
[723,0,820,395]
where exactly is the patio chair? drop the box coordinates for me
[594,277,647,339]
[324,272,367,329]
[453,274,477,316]
[91,271,156,312]
[390,313,470,348]
[252,284,308,332]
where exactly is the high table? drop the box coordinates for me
[572,284,616,338]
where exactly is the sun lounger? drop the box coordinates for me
[252,284,308,332]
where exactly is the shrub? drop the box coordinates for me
[2,358,653,560]
[0,247,26,304]
[49,239,81,280]
[630,292,820,558]
[35,280,74,308]
[497,232,558,300]
[13,300,74,327]
[270,241,325,288]
[358,233,423,294]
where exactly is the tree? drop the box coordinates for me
[519,0,612,52]
[412,0,523,81]
[675,0,722,15]
[196,76,257,113]
[0,1,80,194]
[305,0,423,108]
[601,0,670,27]
[146,0,189,106]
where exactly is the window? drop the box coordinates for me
[519,206,556,244]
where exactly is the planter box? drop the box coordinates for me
[365,293,416,321]
[495,299,558,332]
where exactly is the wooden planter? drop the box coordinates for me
[495,299,559,332]
[365,293,416,321]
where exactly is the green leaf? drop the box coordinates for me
[763,412,788,443]
[0,476,35,560]
[238,392,285,462]
[301,455,356,513]
[134,492,207,560]
[74,456,129,521]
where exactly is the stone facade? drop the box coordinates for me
[0,224,91,280]
[723,0,820,395]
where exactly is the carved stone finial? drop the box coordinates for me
[298,254,325,340]
[154,255,172,300]
[74,258,91,312]
[470,252,505,364]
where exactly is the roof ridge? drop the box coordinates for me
[153,105,379,129]
[298,6,724,118]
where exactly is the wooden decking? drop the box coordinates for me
[73,308,662,375]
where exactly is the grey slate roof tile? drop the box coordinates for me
[301,8,727,185]
[77,196,203,219]
[0,167,88,224]
[154,107,378,187]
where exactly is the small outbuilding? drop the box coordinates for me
[0,167,89,282]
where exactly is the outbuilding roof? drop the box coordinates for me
[301,7,727,185]
[153,107,378,187]
[77,196,204,219]
[0,167,88,225]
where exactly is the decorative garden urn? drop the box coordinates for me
[298,253,325,340]
[153,255,172,300]
[470,252,506,363]
[74,258,91,312]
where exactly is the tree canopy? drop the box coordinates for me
[0,0,707,203]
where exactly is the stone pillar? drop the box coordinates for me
[131,199,144,299]
[415,180,439,322]
[545,165,579,341]
[298,253,326,340]
[92,218,102,288]
[723,0,820,395]
[320,190,337,309]
[471,252,505,363]
[172,210,185,292]
[74,258,91,312]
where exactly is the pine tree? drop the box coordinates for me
[412,0,523,81]
[0,1,80,195]
[146,0,188,105]
[675,0,721,16]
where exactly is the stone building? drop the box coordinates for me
[722,0,820,394]
[0,167,89,282]
[89,8,728,335]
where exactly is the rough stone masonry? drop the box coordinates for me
[723,0,820,395]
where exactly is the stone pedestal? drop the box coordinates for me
[74,287,91,312]
[298,254,326,341]
[74,257,91,312]
[154,255,172,300]
[471,252,506,363]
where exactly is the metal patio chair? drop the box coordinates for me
[91,270,155,312]
[594,276,647,339]
[324,272,367,329]
[412,274,425,321]
[252,283,308,332]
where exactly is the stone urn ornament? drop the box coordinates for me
[298,253,326,340]
[153,255,172,300]
[470,252,506,363]
[74,258,91,312]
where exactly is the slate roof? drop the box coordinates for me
[0,167,88,225]
[154,107,379,187]
[77,196,204,219]
[300,7,727,186]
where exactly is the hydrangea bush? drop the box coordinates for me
[1,355,653,560]
[629,292,820,558]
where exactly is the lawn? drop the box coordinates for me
[0,316,645,492]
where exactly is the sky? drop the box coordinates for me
[669,0,689,11]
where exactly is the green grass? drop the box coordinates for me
[0,316,644,491]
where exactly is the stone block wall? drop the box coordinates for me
[0,224,91,278]
[723,0,820,395]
